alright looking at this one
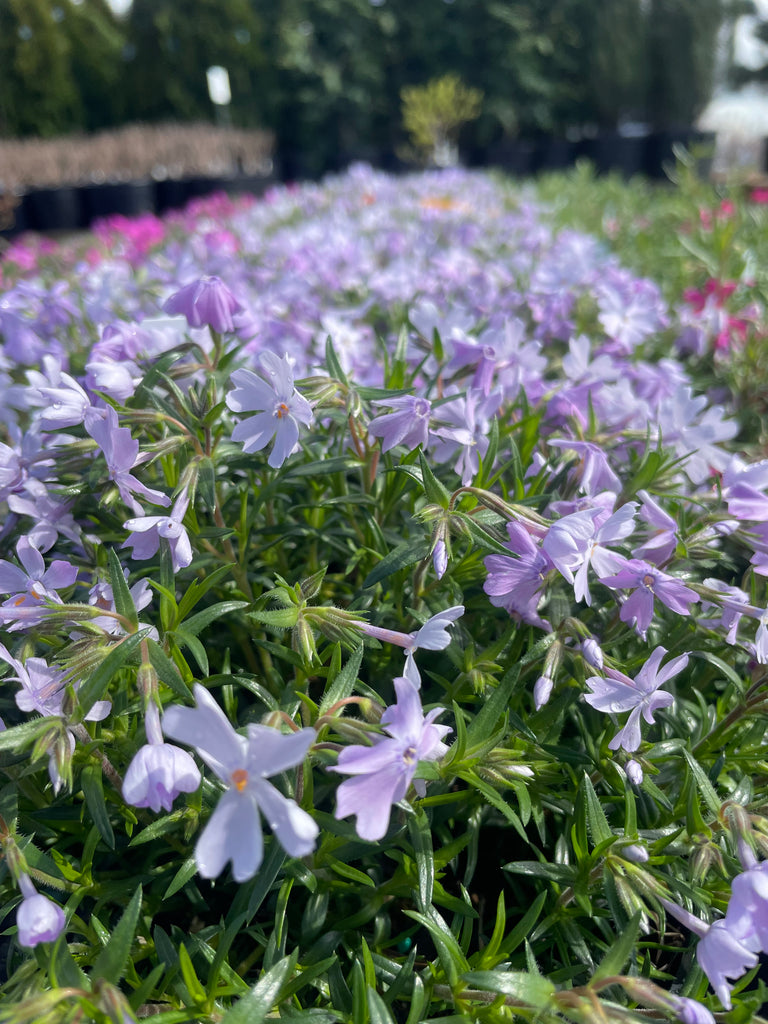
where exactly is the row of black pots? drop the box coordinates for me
[482,130,715,180]
[0,172,277,238]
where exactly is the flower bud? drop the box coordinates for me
[626,759,644,785]
[16,876,65,949]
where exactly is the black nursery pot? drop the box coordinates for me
[25,186,82,233]
[80,180,156,227]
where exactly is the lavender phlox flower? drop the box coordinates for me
[721,457,768,522]
[601,558,699,640]
[584,646,688,752]
[0,642,110,791]
[748,523,768,576]
[548,439,621,496]
[355,606,464,687]
[6,492,81,553]
[596,272,667,354]
[655,386,737,485]
[122,702,201,813]
[561,335,618,385]
[408,300,475,354]
[699,579,754,645]
[0,425,55,503]
[751,606,768,664]
[0,536,77,631]
[87,406,170,515]
[87,574,153,635]
[123,487,193,573]
[0,642,110,724]
[368,394,432,454]
[724,857,768,955]
[474,319,548,404]
[26,356,99,431]
[331,676,451,841]
[226,352,313,469]
[0,307,46,365]
[484,521,552,629]
[542,500,636,605]
[16,874,65,948]
[669,996,716,1024]
[659,896,757,1012]
[632,490,678,566]
[162,684,318,881]
[162,275,244,333]
[85,356,141,404]
[430,389,499,486]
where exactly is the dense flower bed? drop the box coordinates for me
[0,164,767,1023]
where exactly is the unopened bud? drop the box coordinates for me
[625,759,643,785]
[533,672,554,710]
[581,636,604,670]
[136,661,159,698]
[300,567,327,601]
[292,616,319,666]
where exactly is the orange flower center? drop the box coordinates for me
[275,403,290,419]
[231,769,249,792]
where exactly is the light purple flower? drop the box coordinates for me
[162,275,244,333]
[7,492,81,552]
[431,389,498,486]
[16,874,65,948]
[632,490,678,566]
[660,897,758,1012]
[27,356,95,430]
[542,501,636,605]
[484,521,552,628]
[548,439,621,496]
[162,684,318,882]
[368,395,432,453]
[584,646,689,752]
[669,996,715,1024]
[87,406,170,515]
[625,759,644,784]
[725,859,768,954]
[355,606,464,688]
[123,488,192,573]
[331,676,451,841]
[696,920,758,1010]
[601,558,699,640]
[0,536,77,630]
[226,352,313,469]
[122,703,201,813]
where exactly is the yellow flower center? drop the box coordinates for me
[231,769,249,792]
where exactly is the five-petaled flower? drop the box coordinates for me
[583,645,689,752]
[226,352,313,469]
[330,676,451,840]
[162,684,318,882]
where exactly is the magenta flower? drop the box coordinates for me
[331,677,451,841]
[16,874,65,948]
[122,704,201,814]
[601,557,699,639]
[584,646,689,752]
[123,488,192,573]
[162,275,244,333]
[226,352,313,469]
[162,684,318,882]
[368,395,432,453]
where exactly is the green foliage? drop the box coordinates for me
[401,74,483,167]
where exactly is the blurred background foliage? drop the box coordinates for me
[0,0,762,178]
